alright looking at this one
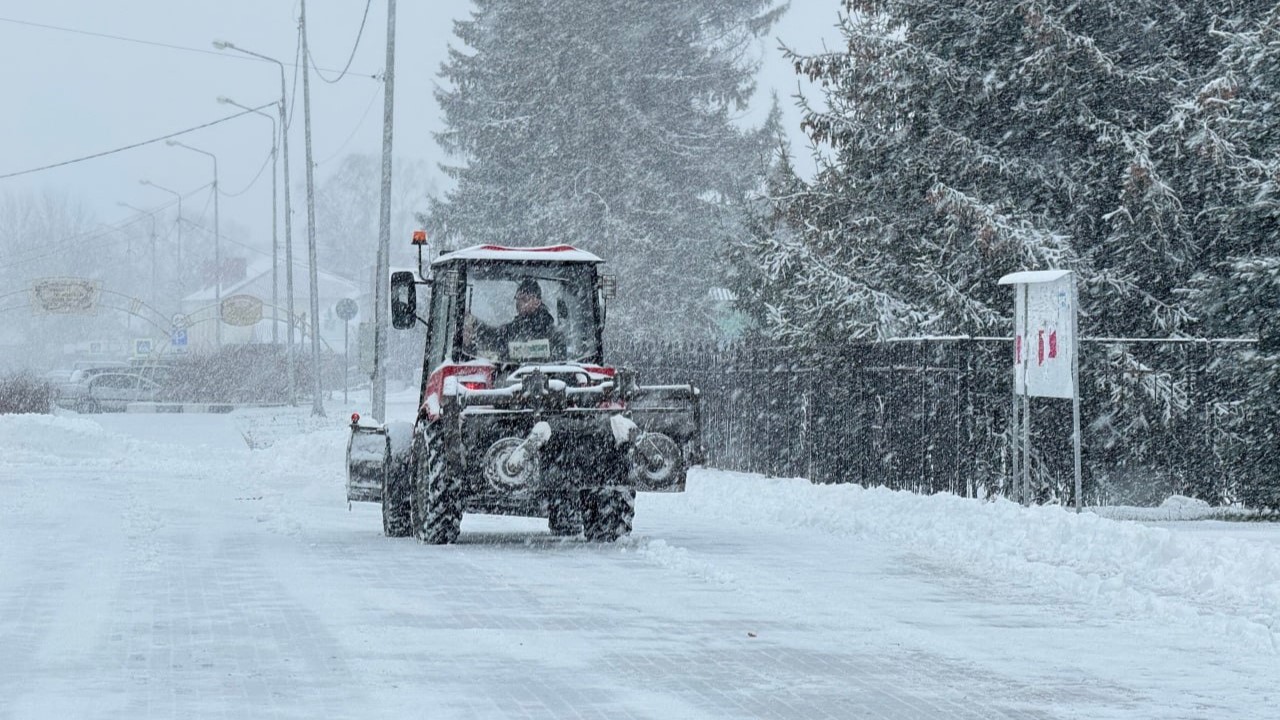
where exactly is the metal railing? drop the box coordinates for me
[612,337,1277,508]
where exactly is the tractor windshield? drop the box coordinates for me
[462,263,600,364]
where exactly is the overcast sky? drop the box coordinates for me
[1,1,839,263]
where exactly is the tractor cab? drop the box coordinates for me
[392,244,624,408]
[393,244,611,386]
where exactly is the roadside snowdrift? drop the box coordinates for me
[0,414,213,469]
[674,471,1280,651]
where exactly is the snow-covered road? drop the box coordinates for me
[1,408,1277,719]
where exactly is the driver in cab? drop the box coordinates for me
[464,278,563,359]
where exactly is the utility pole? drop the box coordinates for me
[150,217,157,309]
[372,0,397,424]
[300,0,325,417]
[118,202,158,309]
[167,140,223,349]
[139,180,182,295]
[279,92,297,406]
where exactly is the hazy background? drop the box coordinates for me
[1,1,838,255]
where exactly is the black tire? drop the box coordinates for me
[547,493,583,537]
[77,397,99,414]
[580,487,636,542]
[381,461,413,538]
[414,421,464,545]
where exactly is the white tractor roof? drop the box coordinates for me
[432,244,603,266]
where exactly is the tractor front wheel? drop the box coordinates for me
[580,487,635,542]
[381,461,413,538]
[547,492,583,537]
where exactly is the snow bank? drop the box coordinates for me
[0,414,227,472]
[682,471,1280,652]
[1088,495,1254,521]
[244,428,347,479]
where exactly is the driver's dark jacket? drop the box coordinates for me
[476,305,563,355]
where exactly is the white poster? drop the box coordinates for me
[1012,273,1075,399]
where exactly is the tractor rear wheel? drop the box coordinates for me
[414,421,464,544]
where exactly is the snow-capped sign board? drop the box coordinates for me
[997,269,1082,512]
[1000,270,1076,398]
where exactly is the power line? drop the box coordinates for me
[0,187,208,271]
[0,15,371,76]
[219,147,275,198]
[317,83,383,165]
[287,25,303,130]
[178,216,280,262]
[308,0,375,84]
[0,104,274,181]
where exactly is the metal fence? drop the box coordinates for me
[613,338,1277,508]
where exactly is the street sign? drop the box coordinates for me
[1007,271,1076,399]
[29,277,101,315]
[335,298,359,321]
[221,294,264,326]
[171,328,188,347]
[134,338,154,356]
[997,269,1082,511]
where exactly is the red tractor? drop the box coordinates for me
[346,243,702,544]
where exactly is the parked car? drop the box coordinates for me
[55,366,125,409]
[65,372,162,413]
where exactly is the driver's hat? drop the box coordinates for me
[516,278,542,298]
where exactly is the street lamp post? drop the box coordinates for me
[217,96,279,345]
[372,0,399,424]
[116,201,157,309]
[299,0,325,417]
[213,39,297,406]
[165,139,221,348]
[139,180,182,296]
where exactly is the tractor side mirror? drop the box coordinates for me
[598,273,617,300]
[597,273,617,324]
[390,271,417,329]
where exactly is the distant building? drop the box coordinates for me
[178,256,362,353]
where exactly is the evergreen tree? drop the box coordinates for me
[425,0,785,341]
[734,0,1252,347]
[731,0,1278,503]
[1177,7,1280,506]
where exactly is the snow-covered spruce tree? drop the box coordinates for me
[424,0,785,342]
[732,0,1276,501]
[733,0,1254,346]
[1176,8,1280,507]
